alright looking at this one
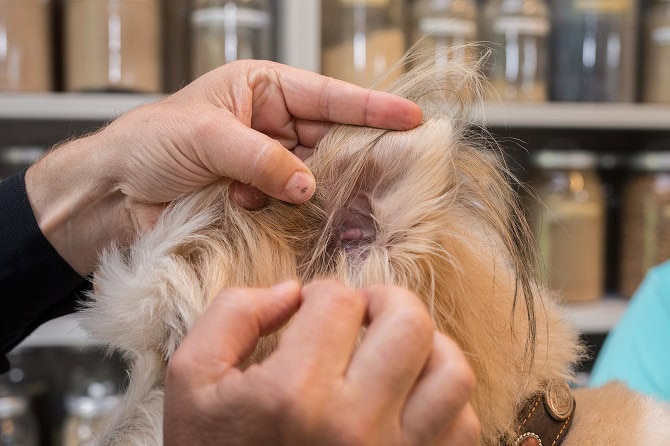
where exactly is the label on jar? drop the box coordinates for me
[573,0,633,13]
[192,6,270,29]
[493,16,550,36]
[419,18,477,39]
[652,26,670,44]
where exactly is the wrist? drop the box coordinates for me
[25,132,132,276]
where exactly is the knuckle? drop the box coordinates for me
[449,357,476,399]
[392,305,433,344]
[192,112,221,143]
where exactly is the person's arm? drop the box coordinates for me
[589,261,670,402]
[0,170,87,370]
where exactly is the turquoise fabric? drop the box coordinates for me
[589,261,670,402]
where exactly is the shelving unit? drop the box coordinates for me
[5,94,670,130]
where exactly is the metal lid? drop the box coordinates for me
[0,396,29,418]
[630,152,670,171]
[532,150,598,170]
[65,394,120,418]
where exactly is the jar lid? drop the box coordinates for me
[192,4,270,28]
[0,396,29,418]
[532,150,598,170]
[65,395,120,418]
[630,152,670,171]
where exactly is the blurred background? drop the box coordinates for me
[1,0,669,443]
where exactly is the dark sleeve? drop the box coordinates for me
[0,170,90,372]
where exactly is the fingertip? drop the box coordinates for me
[282,170,316,204]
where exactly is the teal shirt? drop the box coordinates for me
[590,261,670,402]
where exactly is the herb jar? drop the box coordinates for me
[620,152,670,297]
[530,150,605,303]
[412,0,478,66]
[643,0,670,103]
[550,0,637,102]
[191,0,272,79]
[62,381,120,446]
[321,0,406,87]
[0,0,52,92]
[0,395,38,446]
[482,0,550,102]
[64,0,162,92]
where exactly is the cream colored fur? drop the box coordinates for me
[82,53,670,445]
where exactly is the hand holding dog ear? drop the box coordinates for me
[164,281,480,445]
[26,61,422,276]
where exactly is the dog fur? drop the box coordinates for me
[82,53,670,445]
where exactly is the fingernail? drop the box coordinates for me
[283,171,315,203]
[272,280,298,294]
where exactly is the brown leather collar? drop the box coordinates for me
[505,380,576,446]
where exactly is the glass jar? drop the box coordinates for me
[550,0,637,102]
[163,0,192,92]
[643,0,670,103]
[0,0,52,92]
[0,395,38,446]
[321,0,406,88]
[412,0,478,66]
[62,381,120,446]
[64,0,162,92]
[620,153,670,298]
[482,0,550,102]
[191,0,272,80]
[530,150,605,303]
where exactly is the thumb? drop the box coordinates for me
[205,115,316,204]
[171,281,301,384]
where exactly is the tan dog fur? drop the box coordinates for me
[82,53,670,445]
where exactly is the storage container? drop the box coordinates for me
[620,152,670,297]
[643,0,670,103]
[531,150,605,302]
[321,0,406,87]
[483,0,550,102]
[191,0,272,79]
[65,0,161,92]
[550,0,637,102]
[0,0,52,92]
[412,0,478,66]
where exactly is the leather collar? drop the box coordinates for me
[505,380,576,446]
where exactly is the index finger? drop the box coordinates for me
[269,64,423,130]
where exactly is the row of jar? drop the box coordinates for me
[327,0,668,103]
[0,0,273,93]
[1,347,125,446]
[530,149,670,303]
[2,0,667,103]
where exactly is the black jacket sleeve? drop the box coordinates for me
[0,170,89,373]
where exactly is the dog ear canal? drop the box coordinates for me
[333,192,377,255]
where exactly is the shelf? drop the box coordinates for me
[13,315,94,349]
[0,93,162,121]
[562,296,628,334]
[2,94,670,131]
[10,296,626,350]
[477,102,670,130]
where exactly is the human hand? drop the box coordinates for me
[104,60,422,214]
[164,280,480,445]
[26,61,422,275]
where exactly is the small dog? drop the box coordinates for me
[82,53,670,445]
